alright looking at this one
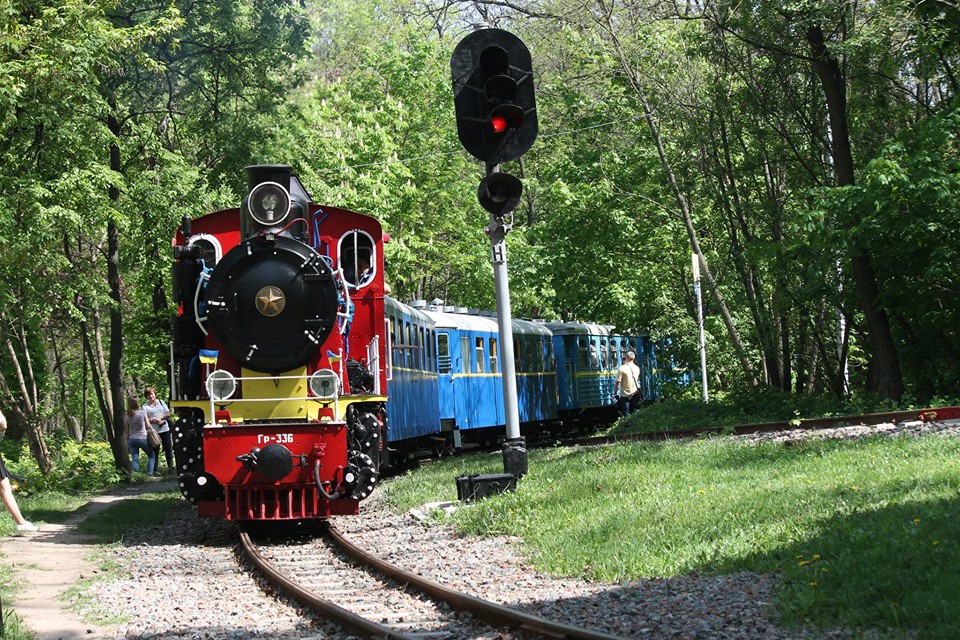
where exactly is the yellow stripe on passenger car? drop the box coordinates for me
[451,372,557,379]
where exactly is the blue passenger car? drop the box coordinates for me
[550,322,618,415]
[423,305,557,443]
[383,297,440,451]
[549,323,660,420]
[510,318,558,427]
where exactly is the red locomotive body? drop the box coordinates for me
[168,165,388,520]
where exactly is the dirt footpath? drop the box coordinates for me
[1,481,178,640]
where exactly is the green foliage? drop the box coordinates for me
[821,103,960,400]
[1,0,959,455]
[1,435,125,493]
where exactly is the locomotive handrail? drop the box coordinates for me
[197,369,388,426]
[193,270,211,336]
[204,369,342,427]
[336,266,352,335]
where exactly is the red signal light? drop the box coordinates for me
[489,104,524,135]
[491,115,509,133]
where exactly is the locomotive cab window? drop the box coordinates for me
[338,230,376,287]
[187,234,222,268]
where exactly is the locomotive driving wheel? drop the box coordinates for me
[171,412,223,504]
[343,403,384,500]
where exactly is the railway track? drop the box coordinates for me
[238,523,627,640]
[564,405,960,447]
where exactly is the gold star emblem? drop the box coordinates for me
[255,286,285,317]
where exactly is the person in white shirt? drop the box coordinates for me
[143,387,174,476]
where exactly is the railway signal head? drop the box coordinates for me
[451,29,538,165]
[478,171,522,216]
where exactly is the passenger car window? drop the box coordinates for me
[437,332,451,374]
[474,337,485,373]
[578,337,588,369]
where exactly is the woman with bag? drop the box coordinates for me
[143,386,174,476]
[125,396,156,476]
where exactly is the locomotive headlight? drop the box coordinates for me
[206,369,237,401]
[309,369,340,400]
[248,181,291,226]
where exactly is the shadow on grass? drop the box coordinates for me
[710,493,960,639]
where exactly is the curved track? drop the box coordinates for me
[238,524,627,640]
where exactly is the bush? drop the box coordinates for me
[1,434,125,494]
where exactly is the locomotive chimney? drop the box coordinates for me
[245,164,292,193]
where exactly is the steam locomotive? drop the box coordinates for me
[169,165,388,520]
[168,165,674,522]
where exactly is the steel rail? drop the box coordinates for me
[326,523,628,640]
[566,406,960,447]
[237,528,419,640]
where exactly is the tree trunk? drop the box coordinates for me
[80,316,112,438]
[48,327,70,436]
[107,111,132,472]
[806,24,903,401]
[638,90,758,384]
[707,113,778,387]
[597,16,759,385]
[1,326,52,473]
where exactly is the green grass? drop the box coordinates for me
[63,551,133,627]
[0,487,95,640]
[0,560,31,640]
[74,492,186,544]
[383,434,960,639]
[58,495,184,626]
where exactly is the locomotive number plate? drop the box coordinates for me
[257,433,295,445]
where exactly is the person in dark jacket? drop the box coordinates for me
[0,409,38,532]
